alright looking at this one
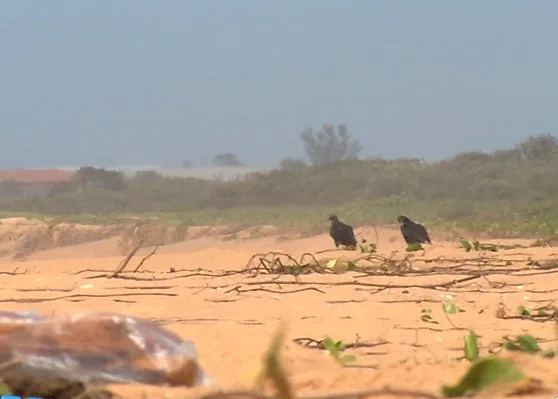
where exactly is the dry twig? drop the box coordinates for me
[133,243,161,272]
[110,240,144,278]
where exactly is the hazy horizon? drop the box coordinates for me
[2,1,558,168]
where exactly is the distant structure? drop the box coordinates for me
[55,165,271,181]
[0,169,75,198]
[0,165,272,200]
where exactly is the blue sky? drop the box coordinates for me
[2,0,557,168]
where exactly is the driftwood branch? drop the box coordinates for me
[133,243,161,272]
[228,274,481,291]
[110,240,144,278]
[197,388,439,399]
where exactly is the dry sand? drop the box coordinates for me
[0,219,556,398]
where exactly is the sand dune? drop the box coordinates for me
[0,220,556,398]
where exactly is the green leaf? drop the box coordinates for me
[340,354,357,364]
[406,243,423,252]
[515,335,541,353]
[504,335,541,353]
[516,305,531,316]
[257,324,294,399]
[323,336,344,357]
[441,357,526,397]
[323,337,338,353]
[443,303,463,315]
[536,308,549,316]
[325,258,338,269]
[464,331,479,361]
[359,243,377,254]
[347,261,358,271]
[323,336,356,366]
[335,340,345,351]
[459,239,472,252]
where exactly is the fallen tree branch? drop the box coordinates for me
[83,270,240,281]
[197,387,439,399]
[0,268,28,276]
[0,292,177,304]
[293,337,389,350]
[133,243,161,272]
[110,240,144,278]
[228,274,481,291]
[225,286,326,295]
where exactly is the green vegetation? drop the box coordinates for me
[420,308,438,324]
[322,336,357,366]
[441,357,526,397]
[442,303,464,315]
[439,302,558,397]
[416,301,557,397]
[2,134,558,236]
[463,331,480,362]
[252,320,558,399]
[255,324,294,399]
[406,242,424,252]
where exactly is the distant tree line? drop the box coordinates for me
[1,131,557,215]
[182,123,363,169]
[192,127,557,172]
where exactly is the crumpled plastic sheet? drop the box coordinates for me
[0,310,214,388]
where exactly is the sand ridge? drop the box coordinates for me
[0,220,556,398]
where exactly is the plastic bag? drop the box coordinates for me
[0,310,214,388]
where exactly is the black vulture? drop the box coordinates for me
[328,215,357,248]
[397,215,432,245]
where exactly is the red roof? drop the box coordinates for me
[0,169,75,184]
